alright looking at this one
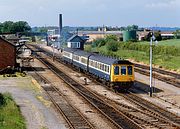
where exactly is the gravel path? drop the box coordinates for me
[0,77,67,129]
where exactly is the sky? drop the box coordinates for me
[0,0,179,27]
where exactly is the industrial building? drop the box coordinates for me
[123,30,137,42]
[77,30,122,42]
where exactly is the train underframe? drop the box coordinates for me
[111,81,134,91]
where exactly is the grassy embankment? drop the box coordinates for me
[85,39,180,72]
[0,93,26,129]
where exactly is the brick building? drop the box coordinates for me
[0,36,16,70]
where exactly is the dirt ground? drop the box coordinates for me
[0,76,67,129]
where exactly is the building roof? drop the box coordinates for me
[0,36,16,47]
[76,31,122,35]
[5,35,20,40]
[161,34,174,36]
[67,35,85,42]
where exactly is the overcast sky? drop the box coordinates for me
[0,0,179,27]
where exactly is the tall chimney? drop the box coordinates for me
[59,14,62,36]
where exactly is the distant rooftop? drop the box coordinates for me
[75,31,122,35]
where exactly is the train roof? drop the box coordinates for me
[63,47,78,53]
[89,54,117,65]
[74,49,92,58]
[63,48,133,65]
[89,54,133,65]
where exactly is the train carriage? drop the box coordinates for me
[88,54,111,81]
[62,48,77,64]
[110,60,134,89]
[72,50,91,71]
[62,48,134,90]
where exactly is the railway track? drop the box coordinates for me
[134,64,180,79]
[34,54,141,129]
[27,44,180,89]
[135,67,180,88]
[119,92,180,128]
[27,44,180,128]
[29,68,94,129]
[92,90,180,129]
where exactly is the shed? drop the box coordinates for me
[67,35,86,50]
[0,36,17,70]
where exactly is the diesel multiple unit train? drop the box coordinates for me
[62,48,134,90]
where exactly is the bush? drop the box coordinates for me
[106,40,119,51]
[105,35,118,42]
[118,42,180,56]
[92,38,106,48]
[0,93,13,107]
[0,93,5,106]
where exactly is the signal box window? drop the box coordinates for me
[114,66,119,75]
[121,66,126,75]
[128,66,133,75]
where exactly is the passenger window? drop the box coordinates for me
[95,62,97,67]
[107,66,109,73]
[114,66,119,75]
[128,66,133,75]
[121,66,126,75]
[102,64,104,71]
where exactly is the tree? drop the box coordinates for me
[12,21,31,33]
[126,25,138,31]
[173,30,180,39]
[1,21,14,33]
[39,27,48,33]
[154,31,162,41]
[144,31,162,41]
[105,35,118,42]
[0,23,3,33]
[106,40,119,51]
[0,21,31,33]
[92,38,106,47]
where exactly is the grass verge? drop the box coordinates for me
[85,44,180,72]
[0,93,26,129]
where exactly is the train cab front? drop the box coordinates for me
[111,64,134,90]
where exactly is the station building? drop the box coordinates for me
[67,35,86,50]
[0,36,17,70]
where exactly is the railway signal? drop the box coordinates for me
[149,32,157,97]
